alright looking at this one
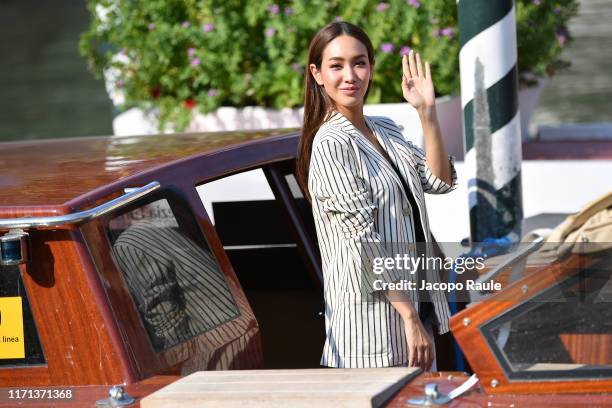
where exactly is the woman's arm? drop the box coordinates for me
[401,50,454,186]
[387,291,434,370]
[419,107,452,186]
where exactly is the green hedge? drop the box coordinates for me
[80,0,578,130]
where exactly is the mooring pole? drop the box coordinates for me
[457,0,523,243]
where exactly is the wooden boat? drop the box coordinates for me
[0,130,610,407]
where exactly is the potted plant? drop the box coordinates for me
[80,0,578,150]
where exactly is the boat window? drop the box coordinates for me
[481,250,612,380]
[0,265,46,367]
[107,197,240,352]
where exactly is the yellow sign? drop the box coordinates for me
[0,297,25,359]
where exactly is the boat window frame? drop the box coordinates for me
[450,250,612,394]
[480,254,612,380]
[82,182,259,378]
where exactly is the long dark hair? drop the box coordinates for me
[296,22,375,201]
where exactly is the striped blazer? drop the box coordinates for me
[308,111,458,368]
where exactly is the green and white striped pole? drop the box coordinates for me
[458,0,523,242]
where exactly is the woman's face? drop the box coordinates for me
[310,35,373,112]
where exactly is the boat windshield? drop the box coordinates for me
[481,248,612,380]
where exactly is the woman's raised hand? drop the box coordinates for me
[401,50,435,111]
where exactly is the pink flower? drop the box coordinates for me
[265,27,276,37]
[399,46,412,56]
[187,48,196,57]
[181,21,190,28]
[207,88,218,97]
[268,4,280,14]
[202,23,214,32]
[441,27,454,39]
[381,42,394,53]
[284,7,294,15]
[556,27,569,47]
[407,0,420,8]
[335,16,342,22]
[532,0,541,4]
[191,58,201,66]
[557,33,567,47]
[148,23,155,30]
[376,2,389,12]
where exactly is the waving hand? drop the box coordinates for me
[401,50,435,110]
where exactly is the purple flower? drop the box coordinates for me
[554,6,562,14]
[399,46,412,56]
[207,88,218,97]
[376,2,389,12]
[202,23,214,32]
[335,15,342,22]
[532,0,541,4]
[441,27,454,39]
[284,7,294,15]
[191,58,201,66]
[187,47,196,57]
[407,0,420,9]
[148,23,155,31]
[268,4,280,14]
[381,42,394,53]
[265,27,276,37]
[181,21,190,28]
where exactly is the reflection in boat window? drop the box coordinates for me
[482,250,612,380]
[108,199,240,352]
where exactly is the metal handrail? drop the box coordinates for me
[0,181,161,230]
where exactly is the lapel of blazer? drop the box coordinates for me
[366,117,419,191]
[368,116,431,239]
[328,111,405,194]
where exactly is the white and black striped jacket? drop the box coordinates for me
[308,111,458,368]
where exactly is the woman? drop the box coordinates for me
[296,22,457,369]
